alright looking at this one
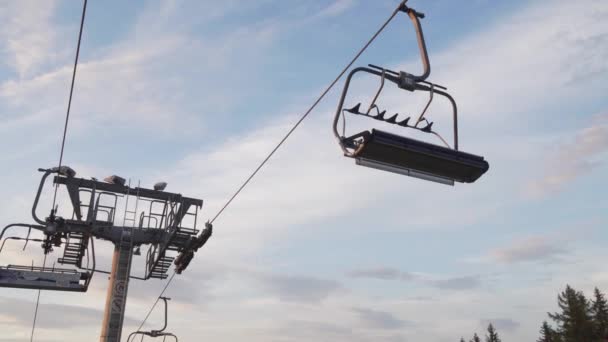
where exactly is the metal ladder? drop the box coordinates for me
[58,231,88,267]
[146,245,173,279]
[145,205,199,279]
[122,180,140,228]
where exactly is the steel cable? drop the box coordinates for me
[29,254,47,342]
[50,0,88,211]
[30,1,87,340]
[209,1,407,224]
[136,271,176,331]
[136,0,408,331]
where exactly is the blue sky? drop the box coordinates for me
[0,0,607,341]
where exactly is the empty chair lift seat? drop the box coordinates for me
[0,265,89,292]
[348,129,489,185]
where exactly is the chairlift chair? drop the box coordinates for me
[333,4,489,185]
[126,297,179,342]
[0,223,92,292]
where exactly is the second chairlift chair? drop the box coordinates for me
[127,297,178,342]
[333,2,489,185]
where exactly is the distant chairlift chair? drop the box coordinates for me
[0,223,92,292]
[126,297,178,341]
[0,166,97,292]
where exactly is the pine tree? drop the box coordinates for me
[485,323,501,342]
[591,288,608,340]
[470,333,481,342]
[548,285,594,342]
[537,321,561,342]
[577,290,595,342]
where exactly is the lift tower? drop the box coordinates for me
[0,167,211,342]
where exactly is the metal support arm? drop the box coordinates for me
[398,3,430,82]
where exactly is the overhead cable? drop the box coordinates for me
[136,0,409,331]
[31,1,88,340]
[209,0,409,225]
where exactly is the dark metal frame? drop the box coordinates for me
[333,4,460,158]
[126,297,179,342]
[0,223,94,291]
[29,167,203,280]
[1,164,207,295]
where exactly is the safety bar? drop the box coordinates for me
[0,236,43,254]
[0,223,45,243]
[2,264,82,275]
[333,66,459,157]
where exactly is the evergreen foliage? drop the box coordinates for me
[548,285,595,342]
[537,321,560,342]
[457,286,608,342]
[592,288,608,340]
[485,323,501,342]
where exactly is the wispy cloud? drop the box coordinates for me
[348,267,482,291]
[0,296,138,329]
[276,320,360,341]
[314,0,356,19]
[352,307,412,330]
[348,267,415,281]
[526,113,608,198]
[488,236,568,264]
[431,276,482,291]
[0,0,284,138]
[255,273,342,303]
[390,0,608,126]
[0,0,59,78]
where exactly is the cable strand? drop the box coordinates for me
[29,254,47,342]
[50,0,88,211]
[137,1,406,331]
[209,2,403,225]
[136,271,176,331]
[31,2,87,340]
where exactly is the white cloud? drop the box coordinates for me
[0,0,283,139]
[314,0,356,19]
[352,307,412,330]
[525,113,608,198]
[348,267,415,281]
[489,236,568,264]
[0,0,59,78]
[393,0,608,127]
[254,272,342,303]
